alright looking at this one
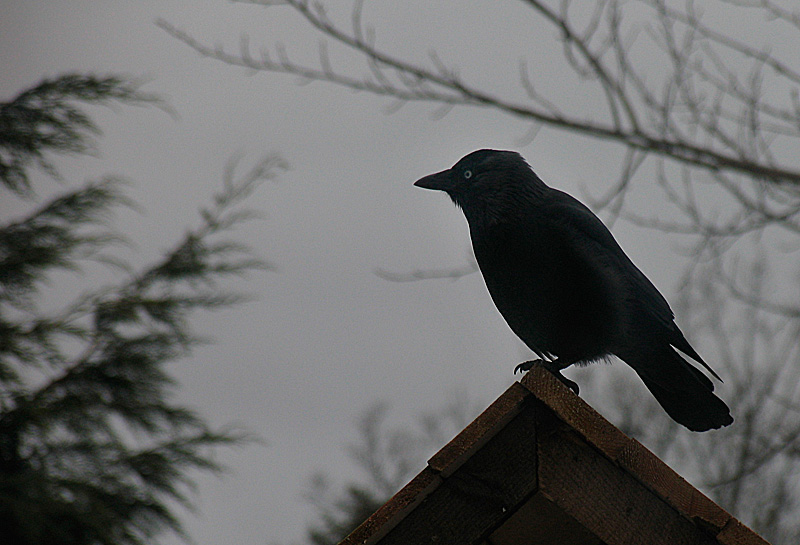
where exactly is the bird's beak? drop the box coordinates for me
[414,169,453,192]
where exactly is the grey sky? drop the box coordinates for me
[2,1,777,543]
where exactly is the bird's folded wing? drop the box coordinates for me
[540,191,675,329]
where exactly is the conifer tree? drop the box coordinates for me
[0,74,281,545]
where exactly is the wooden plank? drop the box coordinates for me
[488,491,604,545]
[428,381,529,476]
[338,467,441,545]
[521,366,629,459]
[716,519,772,545]
[523,366,731,532]
[536,407,717,545]
[617,437,729,532]
[378,406,539,545]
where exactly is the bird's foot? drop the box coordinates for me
[514,359,580,395]
[514,359,541,374]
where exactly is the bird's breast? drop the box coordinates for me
[470,222,623,362]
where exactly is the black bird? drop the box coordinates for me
[414,149,732,431]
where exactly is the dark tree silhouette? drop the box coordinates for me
[0,74,283,545]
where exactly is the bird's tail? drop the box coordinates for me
[630,349,733,432]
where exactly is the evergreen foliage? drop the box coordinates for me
[0,73,163,195]
[0,74,280,545]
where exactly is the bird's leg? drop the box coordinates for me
[514,358,579,394]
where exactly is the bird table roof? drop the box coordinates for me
[338,366,768,545]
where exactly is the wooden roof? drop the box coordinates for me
[339,366,769,545]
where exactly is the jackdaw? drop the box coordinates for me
[414,149,732,432]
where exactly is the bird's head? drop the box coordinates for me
[414,149,547,225]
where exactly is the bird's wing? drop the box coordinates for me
[540,190,675,329]
[544,195,722,379]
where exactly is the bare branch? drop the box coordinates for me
[157,3,800,185]
[373,262,478,283]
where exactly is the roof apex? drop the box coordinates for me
[339,367,768,545]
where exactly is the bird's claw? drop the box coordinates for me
[514,359,542,374]
[514,359,580,395]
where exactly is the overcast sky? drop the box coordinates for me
[2,2,783,544]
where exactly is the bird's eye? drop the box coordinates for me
[463,170,473,179]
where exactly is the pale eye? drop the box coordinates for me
[463,170,473,179]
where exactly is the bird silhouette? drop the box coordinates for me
[415,149,732,431]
